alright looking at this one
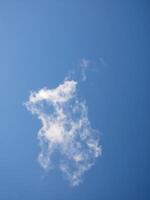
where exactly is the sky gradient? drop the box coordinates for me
[0,0,149,200]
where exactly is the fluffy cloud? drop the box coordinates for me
[26,79,101,186]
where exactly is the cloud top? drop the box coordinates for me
[26,79,101,186]
[80,58,91,81]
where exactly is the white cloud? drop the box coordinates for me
[26,79,101,186]
[80,58,91,81]
[80,58,90,68]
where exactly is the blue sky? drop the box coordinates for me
[0,0,149,199]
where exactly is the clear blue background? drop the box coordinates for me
[0,0,149,199]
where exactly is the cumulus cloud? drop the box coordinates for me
[26,78,101,186]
